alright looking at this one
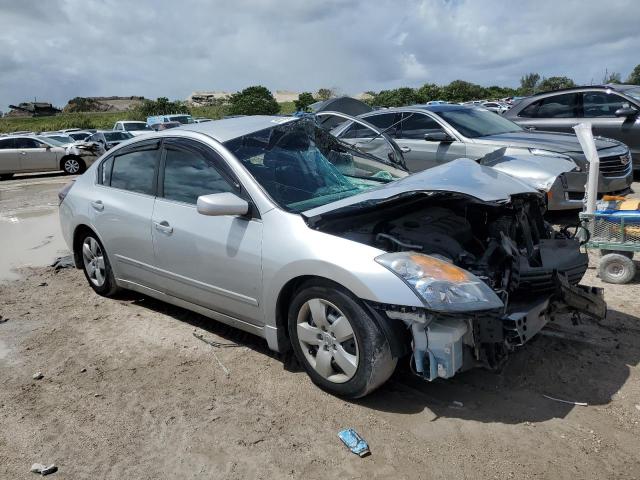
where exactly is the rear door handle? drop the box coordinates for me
[91,200,104,211]
[154,221,173,234]
[19,151,27,155]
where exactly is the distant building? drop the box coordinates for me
[7,102,61,117]
[63,96,145,113]
[187,89,300,106]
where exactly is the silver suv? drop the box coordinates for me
[504,85,640,171]
[333,105,634,210]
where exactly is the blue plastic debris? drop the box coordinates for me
[338,428,370,457]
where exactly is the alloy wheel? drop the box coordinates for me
[64,158,80,174]
[82,237,106,287]
[296,298,359,383]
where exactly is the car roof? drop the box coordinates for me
[362,104,470,115]
[177,115,298,143]
[527,84,639,98]
[120,120,147,124]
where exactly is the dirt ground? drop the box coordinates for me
[1,174,639,479]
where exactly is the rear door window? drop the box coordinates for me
[583,92,634,117]
[109,144,159,195]
[0,138,15,149]
[533,93,580,118]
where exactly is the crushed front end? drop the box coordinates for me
[313,191,606,381]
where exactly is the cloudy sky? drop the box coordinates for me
[0,0,639,111]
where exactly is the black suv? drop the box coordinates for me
[505,84,640,171]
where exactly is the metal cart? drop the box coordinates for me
[580,212,640,284]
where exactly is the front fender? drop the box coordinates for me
[260,210,423,329]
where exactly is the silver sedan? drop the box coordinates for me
[59,115,604,397]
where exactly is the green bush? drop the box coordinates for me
[228,86,280,116]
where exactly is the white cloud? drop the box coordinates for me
[0,0,638,111]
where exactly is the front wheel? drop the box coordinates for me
[62,156,85,175]
[80,232,119,296]
[288,281,397,398]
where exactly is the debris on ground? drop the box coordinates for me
[38,282,48,287]
[0,315,8,324]
[80,368,87,373]
[450,400,464,408]
[32,372,44,380]
[192,331,241,348]
[30,463,57,475]
[338,428,370,457]
[50,255,75,271]
[543,394,588,406]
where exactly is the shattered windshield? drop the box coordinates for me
[224,118,407,213]
[437,108,523,138]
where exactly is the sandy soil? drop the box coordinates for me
[0,175,639,479]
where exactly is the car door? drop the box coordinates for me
[151,137,263,325]
[514,92,581,133]
[0,138,20,173]
[339,112,400,161]
[582,91,640,157]
[91,139,161,288]
[13,137,58,172]
[395,112,466,172]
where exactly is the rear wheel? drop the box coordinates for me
[80,232,119,296]
[288,281,396,398]
[598,253,636,284]
[0,173,14,180]
[62,156,85,175]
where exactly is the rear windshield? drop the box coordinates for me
[124,123,152,131]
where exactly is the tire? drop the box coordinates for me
[601,249,633,259]
[79,232,119,296]
[62,156,85,175]
[288,281,397,398]
[0,173,14,180]
[598,254,636,284]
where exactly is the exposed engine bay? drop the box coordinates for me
[310,191,606,381]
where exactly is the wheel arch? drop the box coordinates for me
[60,154,86,172]
[273,275,410,358]
[71,224,98,268]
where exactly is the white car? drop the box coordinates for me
[0,135,103,179]
[113,121,154,137]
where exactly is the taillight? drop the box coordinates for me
[58,181,75,205]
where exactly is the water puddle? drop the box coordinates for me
[0,207,69,281]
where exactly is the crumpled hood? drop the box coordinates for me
[481,153,577,191]
[477,130,620,153]
[303,159,538,218]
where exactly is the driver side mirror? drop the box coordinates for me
[424,131,454,142]
[197,192,249,217]
[615,107,638,118]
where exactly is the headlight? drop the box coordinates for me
[375,252,504,312]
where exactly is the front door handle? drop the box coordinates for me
[91,200,104,211]
[399,146,411,153]
[19,151,27,155]
[154,221,173,234]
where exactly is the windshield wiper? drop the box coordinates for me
[361,113,413,145]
